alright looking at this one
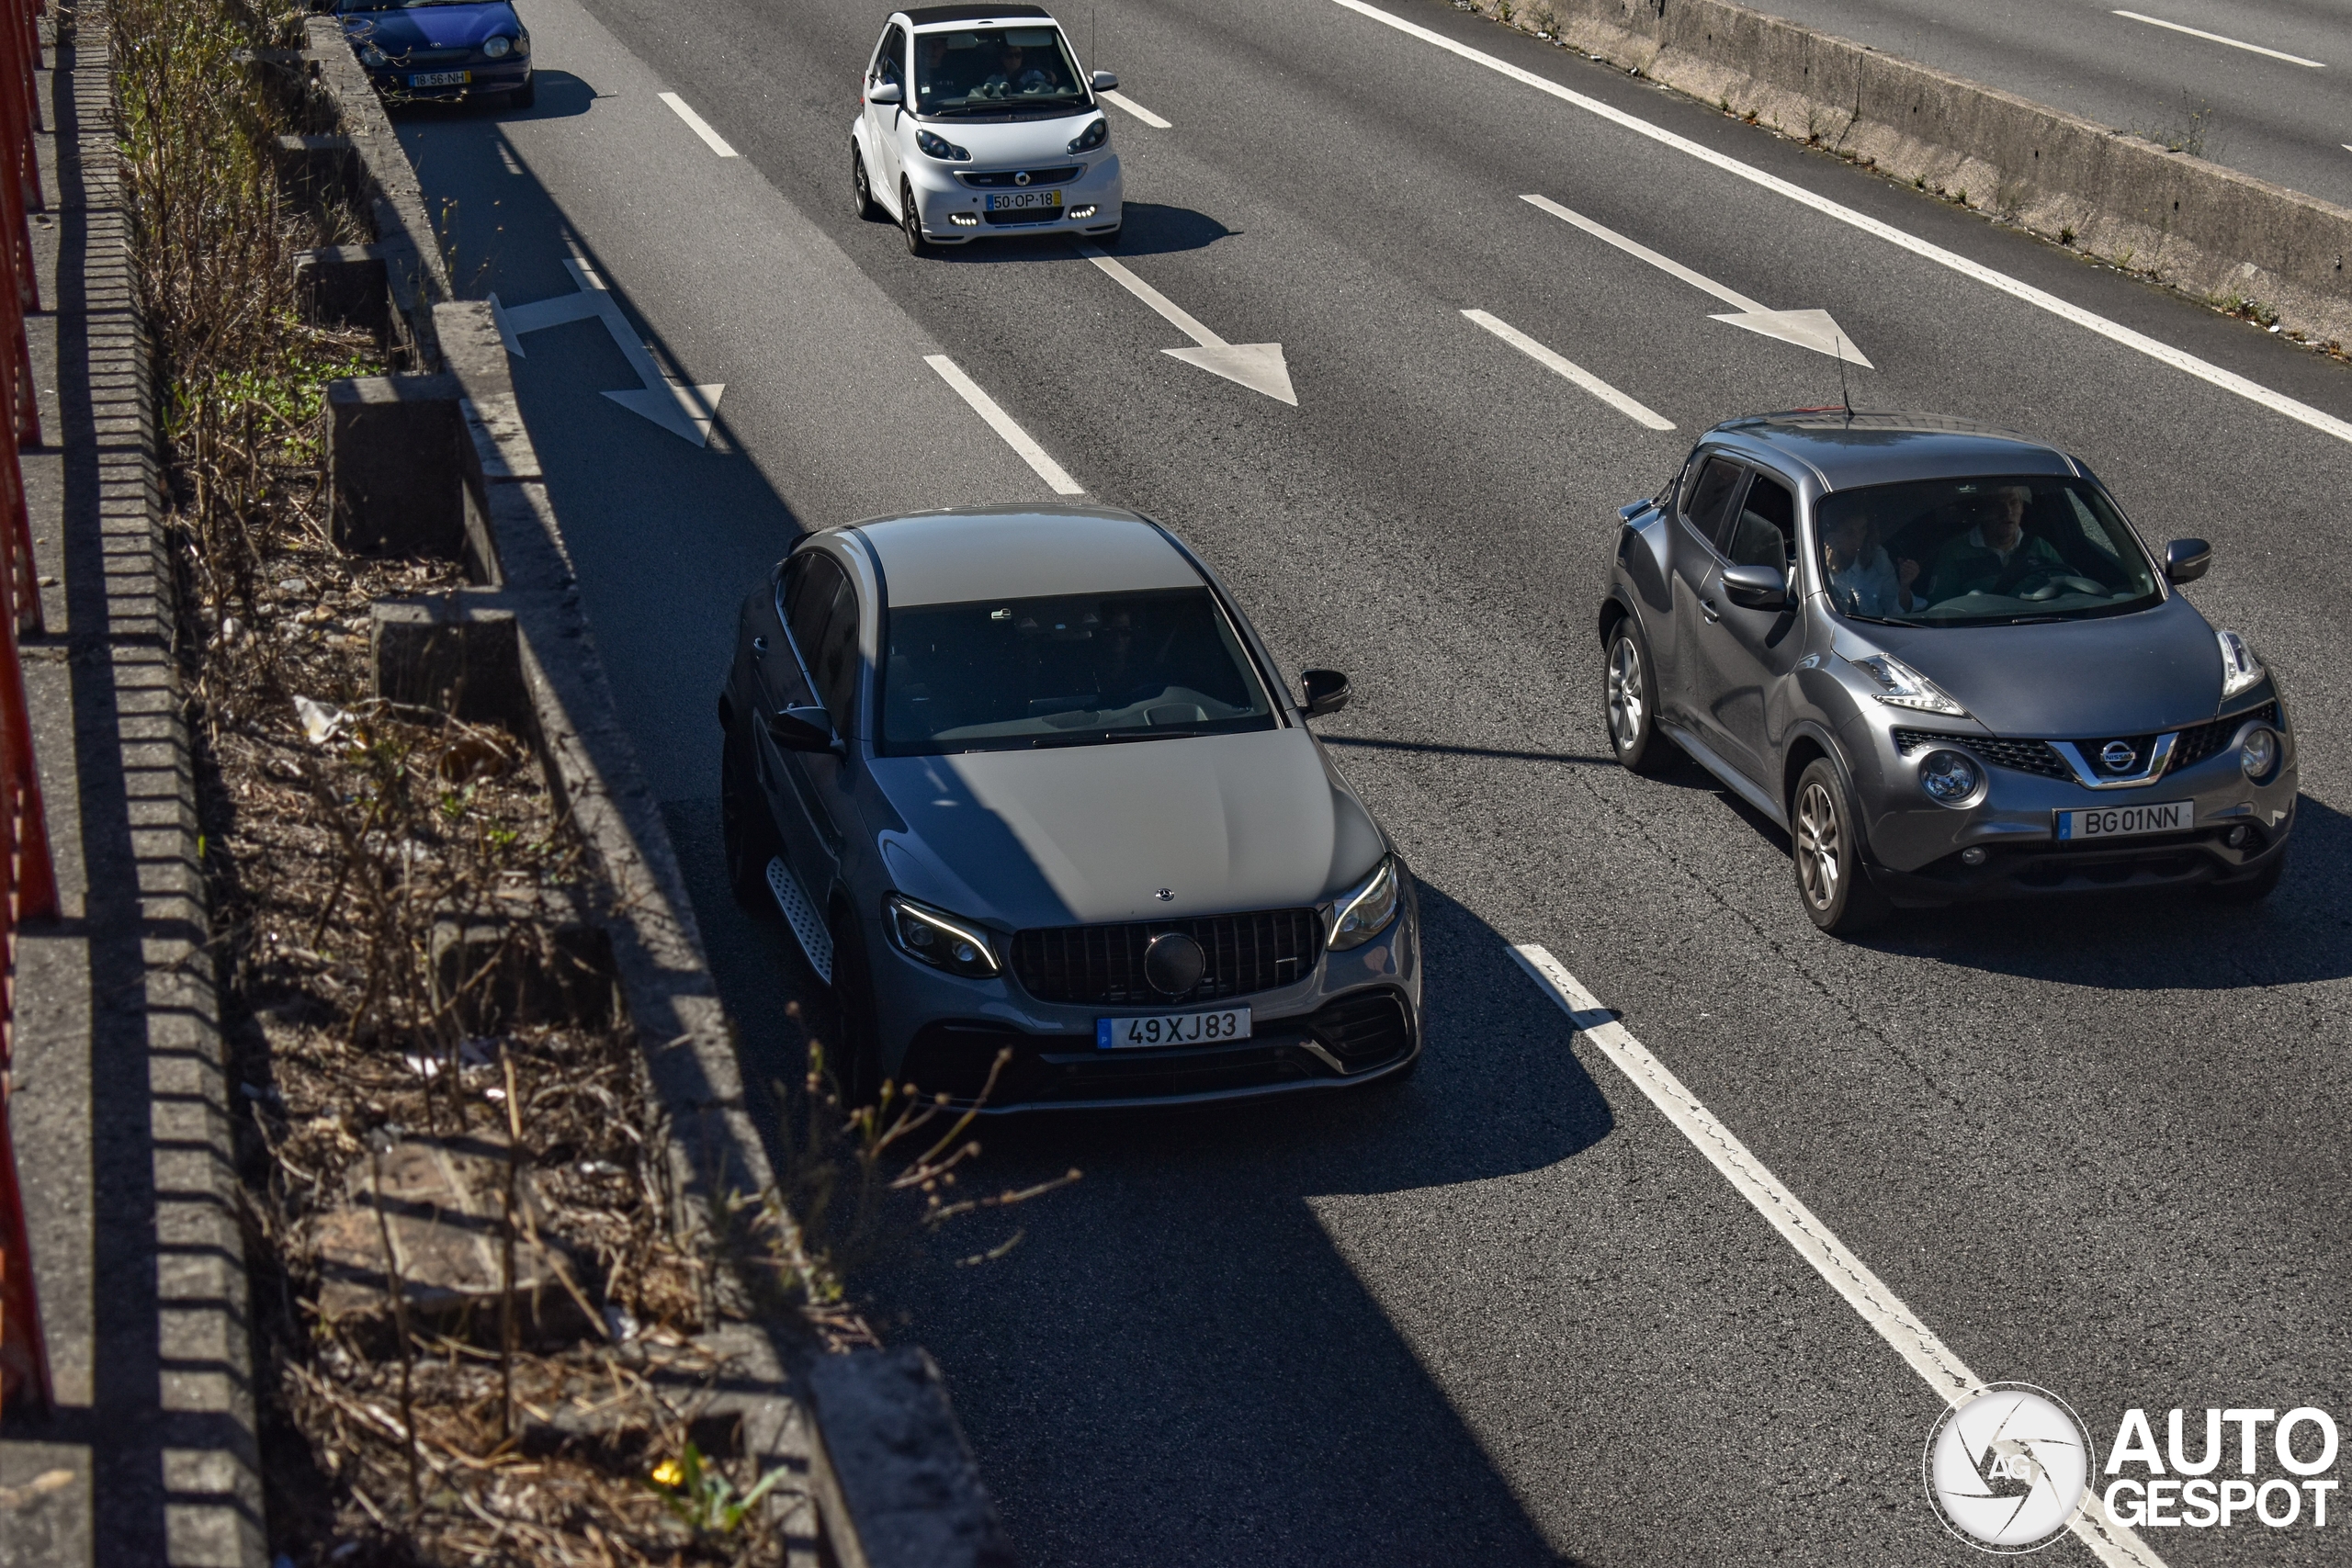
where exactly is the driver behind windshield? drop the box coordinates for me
[978,40,1057,97]
[1922,484,2067,602]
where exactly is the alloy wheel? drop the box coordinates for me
[1795,779,1841,909]
[1607,636,1645,751]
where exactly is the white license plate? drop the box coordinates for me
[1096,1008,1250,1049]
[986,189,1062,211]
[410,70,470,87]
[2055,800,2192,840]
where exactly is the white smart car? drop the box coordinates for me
[852,4,1125,253]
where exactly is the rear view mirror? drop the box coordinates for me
[2165,537,2211,584]
[1721,563,1788,611]
[1300,668,1351,717]
[765,705,841,753]
[866,81,903,105]
[1090,69,1118,91]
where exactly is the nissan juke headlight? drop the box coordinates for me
[1847,652,1970,718]
[483,35,514,58]
[886,895,1000,978]
[1067,117,1108,154]
[1328,855,1401,951]
[915,129,971,161]
[2216,629,2265,700]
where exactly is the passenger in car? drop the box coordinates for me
[1923,484,2067,601]
[1819,509,1917,618]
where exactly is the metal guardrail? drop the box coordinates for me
[0,0,57,1420]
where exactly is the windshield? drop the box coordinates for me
[912,26,1088,117]
[1815,475,2163,626]
[882,588,1278,754]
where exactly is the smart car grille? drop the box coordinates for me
[2167,702,2279,771]
[958,166,1083,187]
[1892,728,2071,780]
[981,209,1065,225]
[1011,910,1325,1006]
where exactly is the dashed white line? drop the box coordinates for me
[923,354,1084,494]
[659,91,740,156]
[1462,310,1674,429]
[1099,89,1171,129]
[1521,194,1764,312]
[1508,943,2170,1568]
[2111,10,2324,68]
[1328,0,2352,449]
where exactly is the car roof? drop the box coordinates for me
[898,3,1053,28]
[1706,412,2084,492]
[845,506,1204,607]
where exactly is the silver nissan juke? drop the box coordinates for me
[1598,412,2296,934]
[718,506,1422,1110]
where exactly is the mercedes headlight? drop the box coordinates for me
[482,34,513,58]
[2216,629,2265,700]
[1917,749,1984,807]
[1067,117,1108,154]
[1848,653,1969,717]
[1328,855,1401,951]
[915,129,970,161]
[358,43,388,66]
[886,895,1000,978]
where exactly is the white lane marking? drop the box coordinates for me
[1081,248,1220,344]
[923,354,1085,493]
[1100,88,1171,128]
[1508,944,2169,1568]
[1463,310,1675,429]
[1078,246,1298,404]
[2111,10,2324,67]
[492,258,725,446]
[659,91,740,156]
[1522,193,1764,311]
[1329,0,2352,448]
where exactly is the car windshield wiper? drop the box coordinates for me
[1027,728,1207,748]
[2005,615,2069,625]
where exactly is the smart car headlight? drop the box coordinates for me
[915,129,971,161]
[1917,749,1984,807]
[1328,855,1401,952]
[2216,629,2265,700]
[1067,117,1108,154]
[886,895,1000,978]
[482,34,513,58]
[1848,653,1970,717]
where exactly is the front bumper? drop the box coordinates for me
[366,62,531,103]
[904,153,1124,243]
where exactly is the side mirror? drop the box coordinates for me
[1300,668,1351,717]
[1720,562,1788,611]
[2164,537,2211,584]
[866,81,903,105]
[1090,69,1118,91]
[765,705,841,753]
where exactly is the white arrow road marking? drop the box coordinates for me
[1077,245,1298,404]
[1334,0,2352,447]
[2111,10,2323,67]
[1462,310,1673,429]
[490,258,725,446]
[923,355,1084,494]
[1521,194,1872,367]
[1099,89,1171,128]
[659,91,741,155]
[1508,943,2170,1568]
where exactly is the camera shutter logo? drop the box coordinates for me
[1923,1384,2095,1553]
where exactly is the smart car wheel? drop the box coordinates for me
[852,146,880,220]
[720,724,782,917]
[1603,618,1670,774]
[900,180,928,255]
[1792,758,1892,935]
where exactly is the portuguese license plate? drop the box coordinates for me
[1096,1008,1250,1049]
[986,188,1062,211]
[410,70,469,87]
[2055,800,2192,840]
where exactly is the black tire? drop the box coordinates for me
[829,913,886,1111]
[900,181,928,255]
[720,724,782,917]
[1791,757,1893,935]
[852,145,880,220]
[2204,848,2287,905]
[1602,616,1672,774]
[509,74,535,109]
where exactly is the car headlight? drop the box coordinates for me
[1848,653,1969,717]
[1917,749,1984,807]
[482,35,513,58]
[2240,727,2280,780]
[1067,117,1108,154]
[1328,855,1401,952]
[358,43,388,66]
[886,895,1000,978]
[2216,629,2265,700]
[914,129,971,161]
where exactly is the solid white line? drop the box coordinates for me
[1463,310,1674,429]
[1508,944,2168,1568]
[2111,10,2324,67]
[1099,88,1171,129]
[1329,0,2352,449]
[923,355,1084,494]
[1521,194,1765,312]
[658,91,740,156]
[1078,247,1219,345]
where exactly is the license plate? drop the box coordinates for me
[2055,800,2192,840]
[410,70,469,87]
[1096,1008,1250,1049]
[986,189,1062,211]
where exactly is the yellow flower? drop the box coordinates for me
[651,1458,684,1488]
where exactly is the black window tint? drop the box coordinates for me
[783,552,844,674]
[1724,473,1796,569]
[1680,457,1746,544]
[810,574,861,736]
[873,26,905,85]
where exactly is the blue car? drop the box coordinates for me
[333,0,535,108]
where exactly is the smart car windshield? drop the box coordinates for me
[912,26,1088,116]
[1815,475,2163,626]
[882,587,1278,753]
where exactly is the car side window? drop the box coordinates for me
[783,552,844,680]
[872,25,905,87]
[808,573,863,738]
[1680,457,1747,546]
[1724,471,1797,570]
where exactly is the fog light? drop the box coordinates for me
[2239,727,2278,779]
[2225,824,2251,848]
[1960,847,1988,867]
[1070,204,1098,220]
[1918,749,1984,807]
[949,212,978,227]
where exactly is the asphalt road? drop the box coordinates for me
[393,1,2352,1562]
[1739,0,2352,212]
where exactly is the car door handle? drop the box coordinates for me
[1700,598,1723,623]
